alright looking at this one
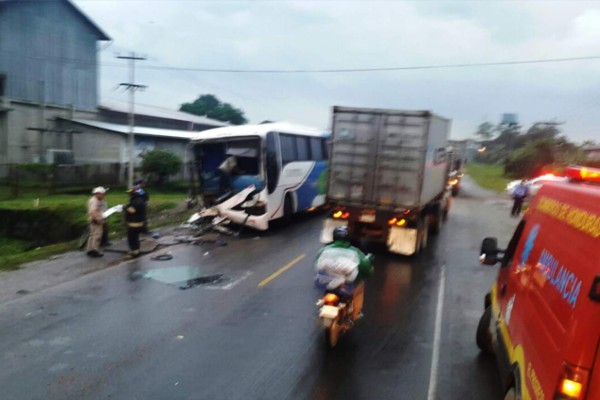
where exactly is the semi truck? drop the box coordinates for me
[321,106,452,256]
[447,140,468,196]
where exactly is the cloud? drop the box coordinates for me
[75,0,600,142]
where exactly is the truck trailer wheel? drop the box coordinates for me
[418,218,429,252]
[430,207,443,235]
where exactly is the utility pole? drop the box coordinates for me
[117,52,147,188]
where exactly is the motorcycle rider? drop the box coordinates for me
[315,226,374,321]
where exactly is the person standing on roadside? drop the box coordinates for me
[124,187,146,259]
[87,187,108,257]
[134,179,149,234]
[511,179,529,217]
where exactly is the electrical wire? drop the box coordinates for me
[101,55,600,74]
[3,50,600,74]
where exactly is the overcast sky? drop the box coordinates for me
[74,0,600,142]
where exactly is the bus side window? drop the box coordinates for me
[266,132,280,194]
[501,219,527,267]
[280,134,297,165]
[322,138,329,160]
[310,137,323,160]
[296,136,309,161]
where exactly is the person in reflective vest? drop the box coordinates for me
[124,188,146,259]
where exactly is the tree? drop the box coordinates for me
[504,140,555,178]
[475,122,495,140]
[140,149,182,186]
[180,94,248,125]
[525,123,561,142]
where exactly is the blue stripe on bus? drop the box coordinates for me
[295,161,328,210]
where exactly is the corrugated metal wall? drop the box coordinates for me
[0,0,101,110]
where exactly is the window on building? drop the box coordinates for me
[0,74,6,97]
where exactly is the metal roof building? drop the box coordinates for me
[0,0,110,110]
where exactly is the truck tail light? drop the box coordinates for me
[554,363,589,399]
[388,217,407,227]
[332,210,350,220]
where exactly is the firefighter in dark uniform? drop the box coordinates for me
[125,187,146,259]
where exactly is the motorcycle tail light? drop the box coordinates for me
[324,293,339,305]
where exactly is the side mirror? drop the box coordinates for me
[479,237,502,265]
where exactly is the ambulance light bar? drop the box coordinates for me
[565,166,600,183]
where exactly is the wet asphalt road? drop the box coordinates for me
[0,178,519,400]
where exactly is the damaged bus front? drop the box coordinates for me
[189,123,329,231]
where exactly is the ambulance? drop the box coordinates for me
[477,166,600,400]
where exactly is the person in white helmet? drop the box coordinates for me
[87,186,108,257]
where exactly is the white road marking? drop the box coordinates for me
[427,264,446,400]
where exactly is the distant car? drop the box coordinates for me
[505,174,568,197]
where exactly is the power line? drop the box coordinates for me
[3,49,600,73]
[101,54,600,74]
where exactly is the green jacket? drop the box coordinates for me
[316,240,374,281]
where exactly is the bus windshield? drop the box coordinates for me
[194,137,265,199]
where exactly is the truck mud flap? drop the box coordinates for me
[387,227,418,256]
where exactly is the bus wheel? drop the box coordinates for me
[283,195,293,223]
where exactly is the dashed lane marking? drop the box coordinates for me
[258,254,306,287]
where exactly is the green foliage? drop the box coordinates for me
[140,149,183,185]
[474,118,592,179]
[475,122,495,140]
[465,163,513,193]
[150,201,177,213]
[317,169,328,195]
[504,140,556,178]
[15,163,54,174]
[180,94,248,125]
[473,144,507,164]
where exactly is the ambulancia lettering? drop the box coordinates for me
[536,249,582,308]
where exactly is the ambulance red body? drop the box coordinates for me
[477,166,600,400]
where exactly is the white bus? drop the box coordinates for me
[189,122,329,230]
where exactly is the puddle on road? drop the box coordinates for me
[133,266,224,290]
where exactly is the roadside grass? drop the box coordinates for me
[0,187,185,210]
[0,186,191,271]
[0,239,78,271]
[465,163,513,193]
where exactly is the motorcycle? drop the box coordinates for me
[317,288,355,348]
[316,254,373,348]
